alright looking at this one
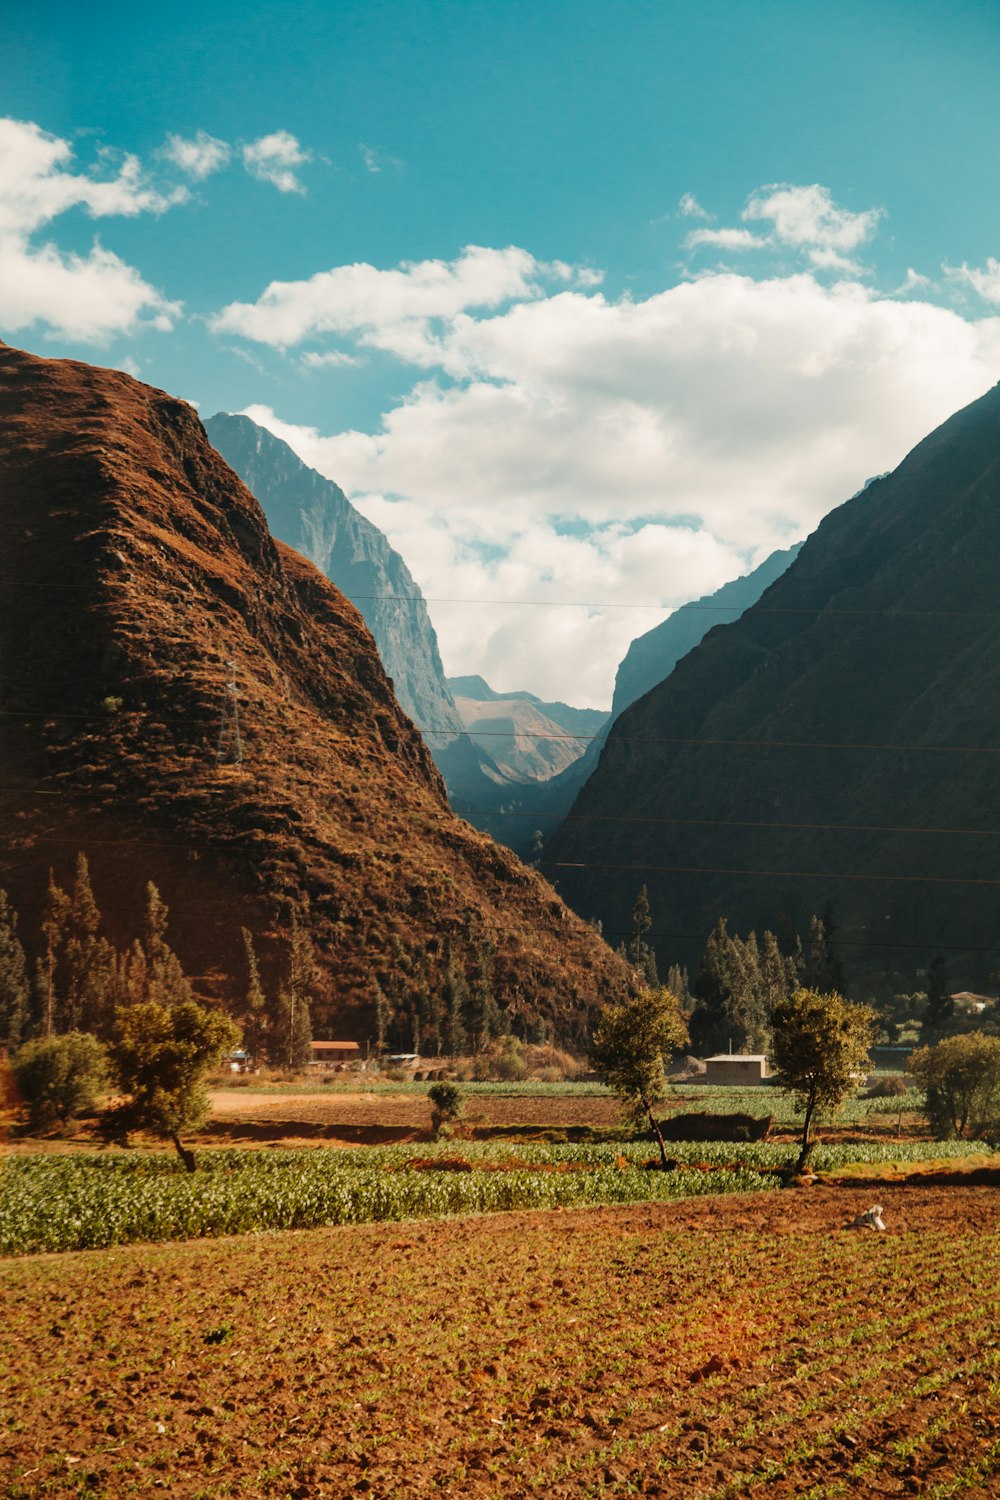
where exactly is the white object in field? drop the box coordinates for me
[850,1204,886,1231]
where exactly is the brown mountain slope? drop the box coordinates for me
[0,342,630,1043]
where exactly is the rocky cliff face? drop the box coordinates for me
[0,344,631,1041]
[546,384,1000,992]
[203,413,508,813]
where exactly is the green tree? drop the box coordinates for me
[239,928,268,1064]
[62,855,118,1039]
[428,1080,463,1137]
[143,883,193,1009]
[625,884,659,986]
[771,988,877,1173]
[0,889,30,1049]
[273,910,316,1069]
[105,999,240,1170]
[372,978,390,1055]
[37,868,71,1037]
[590,986,689,1170]
[11,1031,108,1130]
[908,1032,1000,1140]
[440,945,469,1056]
[689,918,733,1054]
[922,955,954,1041]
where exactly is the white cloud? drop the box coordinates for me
[685,226,765,252]
[945,257,1000,306]
[0,117,183,341]
[241,131,311,194]
[0,117,185,237]
[744,182,883,254]
[360,144,381,174]
[0,238,180,340]
[210,244,593,358]
[301,349,361,368]
[678,192,710,220]
[162,130,231,180]
[235,263,1000,704]
[896,267,932,294]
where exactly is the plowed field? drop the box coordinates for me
[3,1186,999,1497]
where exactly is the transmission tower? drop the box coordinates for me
[215,656,244,766]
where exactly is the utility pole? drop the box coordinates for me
[215,656,244,767]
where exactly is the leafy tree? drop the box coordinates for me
[590,986,689,1170]
[143,882,193,1008]
[239,928,268,1064]
[36,868,71,1036]
[771,988,877,1173]
[62,855,119,1038]
[11,1031,108,1130]
[440,945,469,1056]
[922,955,954,1041]
[625,884,659,986]
[105,999,240,1170]
[0,889,30,1049]
[372,978,390,1055]
[273,910,316,1069]
[908,1032,1000,1140]
[428,1080,463,1137]
[689,917,733,1054]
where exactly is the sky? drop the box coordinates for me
[3,0,1000,706]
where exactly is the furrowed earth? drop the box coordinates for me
[3,1187,999,1498]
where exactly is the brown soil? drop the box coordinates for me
[3,1187,1000,1497]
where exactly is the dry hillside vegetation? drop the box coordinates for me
[0,341,630,1038]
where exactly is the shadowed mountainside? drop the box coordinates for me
[545,383,1000,992]
[0,343,632,1042]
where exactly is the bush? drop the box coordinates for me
[908,1032,1000,1140]
[659,1111,773,1143]
[864,1074,910,1099]
[10,1032,108,1129]
[429,1081,463,1138]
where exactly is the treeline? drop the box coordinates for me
[618,886,849,1055]
[372,926,556,1057]
[0,853,320,1069]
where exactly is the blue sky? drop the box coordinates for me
[3,1,1000,702]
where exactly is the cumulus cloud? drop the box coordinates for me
[234,261,1000,703]
[945,257,1000,306]
[210,244,594,359]
[0,117,183,340]
[678,192,710,220]
[162,130,231,180]
[241,131,311,193]
[744,182,883,255]
[684,226,764,252]
[301,349,361,368]
[0,117,185,237]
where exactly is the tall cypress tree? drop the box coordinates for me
[689,917,734,1053]
[240,927,268,1063]
[0,890,30,1049]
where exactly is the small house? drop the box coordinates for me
[310,1040,361,1069]
[705,1054,768,1085]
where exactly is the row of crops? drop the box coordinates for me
[1,1137,988,1256]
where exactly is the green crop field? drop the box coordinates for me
[0,1138,986,1256]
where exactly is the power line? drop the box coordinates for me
[470,808,1000,840]
[4,704,1000,757]
[3,577,1000,620]
[596,929,1000,957]
[540,858,1000,887]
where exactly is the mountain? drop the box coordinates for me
[545,384,1000,993]
[485,548,802,857]
[610,544,802,721]
[0,342,632,1044]
[203,413,510,812]
[448,675,608,782]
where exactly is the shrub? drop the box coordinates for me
[10,1032,108,1129]
[908,1032,1000,1140]
[864,1074,910,1099]
[659,1111,773,1143]
[429,1081,463,1138]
